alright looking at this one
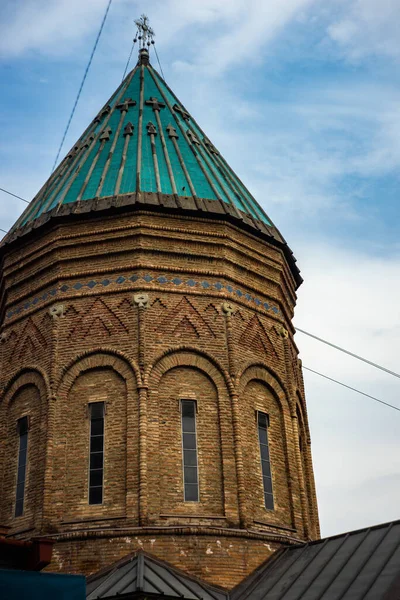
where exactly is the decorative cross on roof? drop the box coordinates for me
[203,137,219,155]
[173,104,190,121]
[117,98,136,113]
[166,124,178,139]
[99,127,112,141]
[147,122,157,135]
[145,97,166,112]
[187,130,200,146]
[94,105,111,124]
[123,122,134,137]
[135,14,155,50]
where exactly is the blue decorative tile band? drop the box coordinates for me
[6,273,280,320]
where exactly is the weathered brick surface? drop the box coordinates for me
[0,209,319,588]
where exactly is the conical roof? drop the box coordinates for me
[4,49,300,283]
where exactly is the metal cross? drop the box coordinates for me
[94,105,111,124]
[99,127,112,141]
[145,97,166,112]
[147,122,157,135]
[135,14,155,49]
[173,104,190,121]
[203,137,219,155]
[123,122,134,137]
[187,130,200,146]
[117,98,136,113]
[166,124,178,139]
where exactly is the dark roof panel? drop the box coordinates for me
[86,550,228,600]
[232,520,400,600]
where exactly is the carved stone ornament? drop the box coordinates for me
[221,302,235,316]
[297,358,303,368]
[49,304,65,319]
[275,324,289,339]
[133,293,149,309]
[0,332,8,343]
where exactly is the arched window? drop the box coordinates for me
[257,411,274,510]
[88,402,105,505]
[15,416,29,517]
[181,400,199,502]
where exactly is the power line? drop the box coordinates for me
[303,366,400,413]
[297,328,400,380]
[0,187,28,203]
[154,44,166,80]
[0,227,8,234]
[122,38,137,81]
[50,0,113,174]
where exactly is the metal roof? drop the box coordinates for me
[231,520,400,600]
[10,49,275,236]
[4,48,302,286]
[86,550,228,600]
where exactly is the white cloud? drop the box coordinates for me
[294,243,400,535]
[328,0,400,62]
[0,0,111,57]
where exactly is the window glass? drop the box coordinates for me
[15,418,29,517]
[258,411,274,510]
[89,402,105,505]
[181,400,199,502]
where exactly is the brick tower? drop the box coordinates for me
[0,44,319,589]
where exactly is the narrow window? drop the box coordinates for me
[181,400,199,502]
[89,402,105,505]
[257,412,274,510]
[15,416,29,517]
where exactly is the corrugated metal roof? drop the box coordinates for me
[86,550,228,600]
[231,520,400,600]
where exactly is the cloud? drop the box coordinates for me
[0,0,112,58]
[328,0,400,62]
[294,242,400,535]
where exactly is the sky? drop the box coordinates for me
[0,0,399,538]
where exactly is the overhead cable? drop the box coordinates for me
[122,38,137,81]
[303,366,400,413]
[50,0,113,174]
[297,328,400,380]
[0,187,28,203]
[154,44,166,80]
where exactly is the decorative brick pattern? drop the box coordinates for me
[0,209,319,588]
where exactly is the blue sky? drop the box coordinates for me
[1,0,399,537]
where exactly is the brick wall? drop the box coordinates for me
[0,209,320,588]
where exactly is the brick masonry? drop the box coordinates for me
[0,208,320,588]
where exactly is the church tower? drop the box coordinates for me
[0,31,319,589]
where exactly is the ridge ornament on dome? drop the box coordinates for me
[145,97,166,112]
[173,104,190,121]
[117,98,136,112]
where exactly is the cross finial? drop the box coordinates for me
[134,14,155,50]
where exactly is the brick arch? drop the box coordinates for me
[1,367,50,408]
[145,346,233,393]
[0,368,48,530]
[237,363,298,530]
[146,347,233,521]
[295,395,311,444]
[57,349,141,399]
[237,363,291,415]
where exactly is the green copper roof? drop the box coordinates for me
[10,50,278,233]
[5,50,300,283]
